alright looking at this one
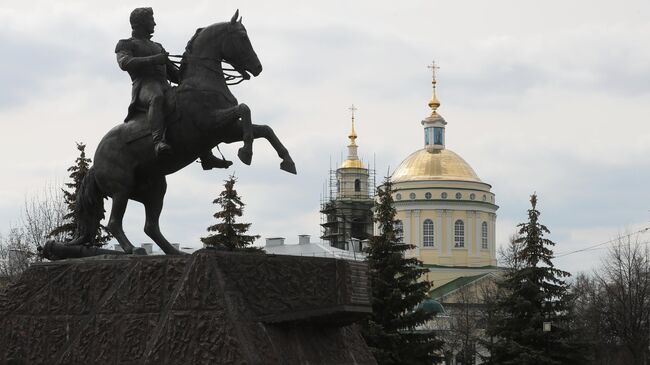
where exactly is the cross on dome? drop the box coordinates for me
[348,104,358,146]
[426,60,441,115]
[427,60,439,83]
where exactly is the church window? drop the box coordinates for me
[396,193,402,201]
[424,127,431,145]
[425,192,432,200]
[482,194,487,201]
[395,220,404,242]
[441,192,448,199]
[454,220,465,247]
[481,221,488,249]
[455,192,462,200]
[354,179,361,192]
[409,192,416,200]
[470,193,475,200]
[423,219,434,247]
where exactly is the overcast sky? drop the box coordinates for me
[1,0,649,274]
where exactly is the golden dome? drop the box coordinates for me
[392,149,481,183]
[341,159,364,169]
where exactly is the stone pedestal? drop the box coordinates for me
[0,250,376,365]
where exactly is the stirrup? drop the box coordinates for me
[201,157,233,170]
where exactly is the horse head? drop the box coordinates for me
[222,10,262,79]
[181,10,262,82]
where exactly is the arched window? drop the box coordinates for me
[423,219,434,247]
[395,220,404,243]
[481,221,488,249]
[454,219,464,247]
[354,179,361,192]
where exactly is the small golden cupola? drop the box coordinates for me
[341,104,364,169]
[422,60,447,152]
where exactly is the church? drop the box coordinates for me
[391,64,499,290]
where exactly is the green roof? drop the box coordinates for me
[429,273,491,300]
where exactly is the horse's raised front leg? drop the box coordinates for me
[236,103,253,165]
[142,178,183,255]
[107,194,145,255]
[212,103,254,165]
[251,124,297,174]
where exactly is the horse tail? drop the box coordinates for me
[69,167,105,246]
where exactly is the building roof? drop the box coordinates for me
[429,273,491,300]
[392,148,482,183]
[263,241,366,261]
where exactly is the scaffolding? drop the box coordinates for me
[320,162,376,251]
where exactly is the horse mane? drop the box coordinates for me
[180,27,204,78]
[179,22,244,79]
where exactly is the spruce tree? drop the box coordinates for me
[361,176,443,365]
[488,193,586,364]
[201,175,260,250]
[48,142,111,245]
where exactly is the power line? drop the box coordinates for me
[554,227,650,258]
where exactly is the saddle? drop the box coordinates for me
[124,87,179,144]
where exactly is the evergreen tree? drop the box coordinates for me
[201,175,260,250]
[48,142,111,245]
[361,176,443,365]
[488,193,586,364]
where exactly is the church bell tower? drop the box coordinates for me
[320,105,375,252]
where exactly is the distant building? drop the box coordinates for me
[320,107,375,252]
[263,235,366,261]
[426,272,502,364]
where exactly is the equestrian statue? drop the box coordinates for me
[41,8,296,260]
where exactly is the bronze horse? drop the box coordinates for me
[45,11,295,258]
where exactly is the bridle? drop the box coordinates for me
[168,54,247,85]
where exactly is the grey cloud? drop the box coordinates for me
[490,151,650,237]
[0,21,117,109]
[0,33,71,108]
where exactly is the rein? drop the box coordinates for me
[168,54,246,86]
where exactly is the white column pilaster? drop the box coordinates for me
[466,211,473,256]
[445,209,454,256]
[414,210,421,257]
[436,210,443,255]
[491,213,497,257]
[474,211,481,256]
[404,210,411,247]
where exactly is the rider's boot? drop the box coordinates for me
[150,101,172,157]
[200,151,233,170]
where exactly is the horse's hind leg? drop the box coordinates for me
[142,179,183,255]
[252,124,297,174]
[107,193,143,254]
